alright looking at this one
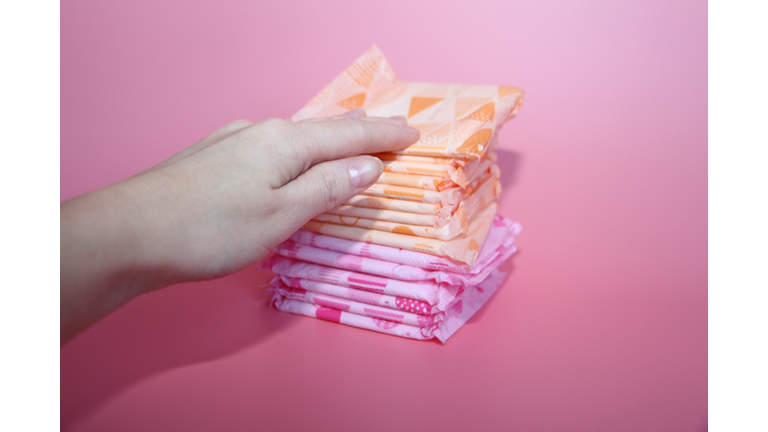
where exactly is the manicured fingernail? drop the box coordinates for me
[343,108,366,118]
[349,157,383,188]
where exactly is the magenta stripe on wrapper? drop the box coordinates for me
[264,255,443,303]
[279,277,438,316]
[270,268,510,343]
[272,297,433,341]
[271,281,439,329]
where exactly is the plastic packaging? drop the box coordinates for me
[291,46,524,160]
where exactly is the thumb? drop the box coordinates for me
[278,155,383,223]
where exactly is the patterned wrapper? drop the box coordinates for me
[372,152,495,169]
[344,195,439,216]
[274,215,520,286]
[361,182,462,206]
[289,214,514,272]
[373,154,462,165]
[303,203,497,266]
[277,276,443,315]
[262,255,461,305]
[271,45,524,342]
[273,298,434,340]
[324,205,437,227]
[291,46,524,160]
[361,164,495,207]
[311,211,466,241]
[291,214,516,272]
[376,172,447,191]
[271,281,440,328]
[376,151,497,190]
[271,268,509,343]
[323,167,500,230]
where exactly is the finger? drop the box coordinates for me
[297,107,367,122]
[278,155,384,222]
[279,116,420,174]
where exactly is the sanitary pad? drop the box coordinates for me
[265,45,524,342]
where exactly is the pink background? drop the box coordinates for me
[61,0,707,431]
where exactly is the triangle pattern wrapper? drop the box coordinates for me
[292,46,524,160]
[264,46,524,342]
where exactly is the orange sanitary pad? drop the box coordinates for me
[303,203,498,266]
[291,46,524,160]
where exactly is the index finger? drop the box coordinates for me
[285,116,420,169]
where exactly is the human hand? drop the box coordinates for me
[60,109,419,341]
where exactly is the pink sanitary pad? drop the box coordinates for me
[275,215,520,286]
[272,268,509,342]
[265,215,520,342]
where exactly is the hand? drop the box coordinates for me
[60,110,420,342]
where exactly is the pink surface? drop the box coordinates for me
[61,0,707,431]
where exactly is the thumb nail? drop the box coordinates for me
[349,157,383,189]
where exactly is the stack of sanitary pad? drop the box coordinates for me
[262,46,524,342]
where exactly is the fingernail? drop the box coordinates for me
[349,157,383,188]
[343,108,366,118]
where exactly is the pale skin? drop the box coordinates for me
[60,109,420,343]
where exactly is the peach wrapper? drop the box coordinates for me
[372,152,497,169]
[376,172,447,191]
[291,45,524,160]
[302,203,497,266]
[325,205,436,227]
[383,160,456,178]
[311,211,467,241]
[323,167,500,230]
[359,165,496,216]
[271,268,509,343]
[372,153,466,166]
[362,183,461,205]
[374,152,497,191]
[344,195,439,216]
